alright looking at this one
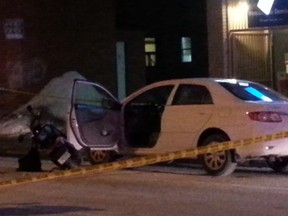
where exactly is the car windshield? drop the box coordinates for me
[216,79,288,102]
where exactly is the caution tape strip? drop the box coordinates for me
[0,130,288,188]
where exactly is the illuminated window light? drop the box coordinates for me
[239,1,249,13]
[257,0,274,15]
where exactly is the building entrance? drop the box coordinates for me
[229,29,288,97]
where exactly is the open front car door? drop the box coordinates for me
[69,79,121,150]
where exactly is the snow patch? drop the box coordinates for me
[0,71,87,137]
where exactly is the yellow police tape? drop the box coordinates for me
[0,130,287,188]
[0,86,67,100]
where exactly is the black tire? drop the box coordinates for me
[199,133,237,176]
[87,150,115,165]
[266,156,288,172]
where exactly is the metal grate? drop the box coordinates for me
[229,31,273,87]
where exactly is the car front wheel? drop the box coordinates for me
[199,133,237,176]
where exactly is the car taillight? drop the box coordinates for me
[247,111,282,122]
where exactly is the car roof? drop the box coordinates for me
[140,78,258,90]
[122,78,239,102]
[149,78,253,85]
[122,78,288,106]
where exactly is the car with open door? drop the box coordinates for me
[67,78,288,176]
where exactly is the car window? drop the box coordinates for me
[74,81,119,109]
[217,80,288,102]
[172,84,213,105]
[129,85,174,106]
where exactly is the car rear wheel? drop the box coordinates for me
[87,150,115,165]
[266,156,288,172]
[199,133,237,176]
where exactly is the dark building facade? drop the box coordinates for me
[0,0,208,99]
[0,0,118,93]
[117,0,208,84]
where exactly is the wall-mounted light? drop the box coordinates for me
[257,0,275,15]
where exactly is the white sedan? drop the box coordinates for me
[67,78,288,176]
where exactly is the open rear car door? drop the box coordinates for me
[69,79,121,150]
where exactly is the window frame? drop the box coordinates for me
[181,37,192,63]
[172,84,213,105]
[144,37,157,67]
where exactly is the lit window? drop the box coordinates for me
[181,37,192,63]
[145,37,156,67]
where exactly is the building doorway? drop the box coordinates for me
[229,29,288,97]
[229,30,273,87]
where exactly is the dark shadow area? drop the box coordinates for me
[0,203,103,215]
[0,137,29,158]
[233,167,288,177]
[132,159,288,177]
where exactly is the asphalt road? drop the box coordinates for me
[0,157,288,216]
